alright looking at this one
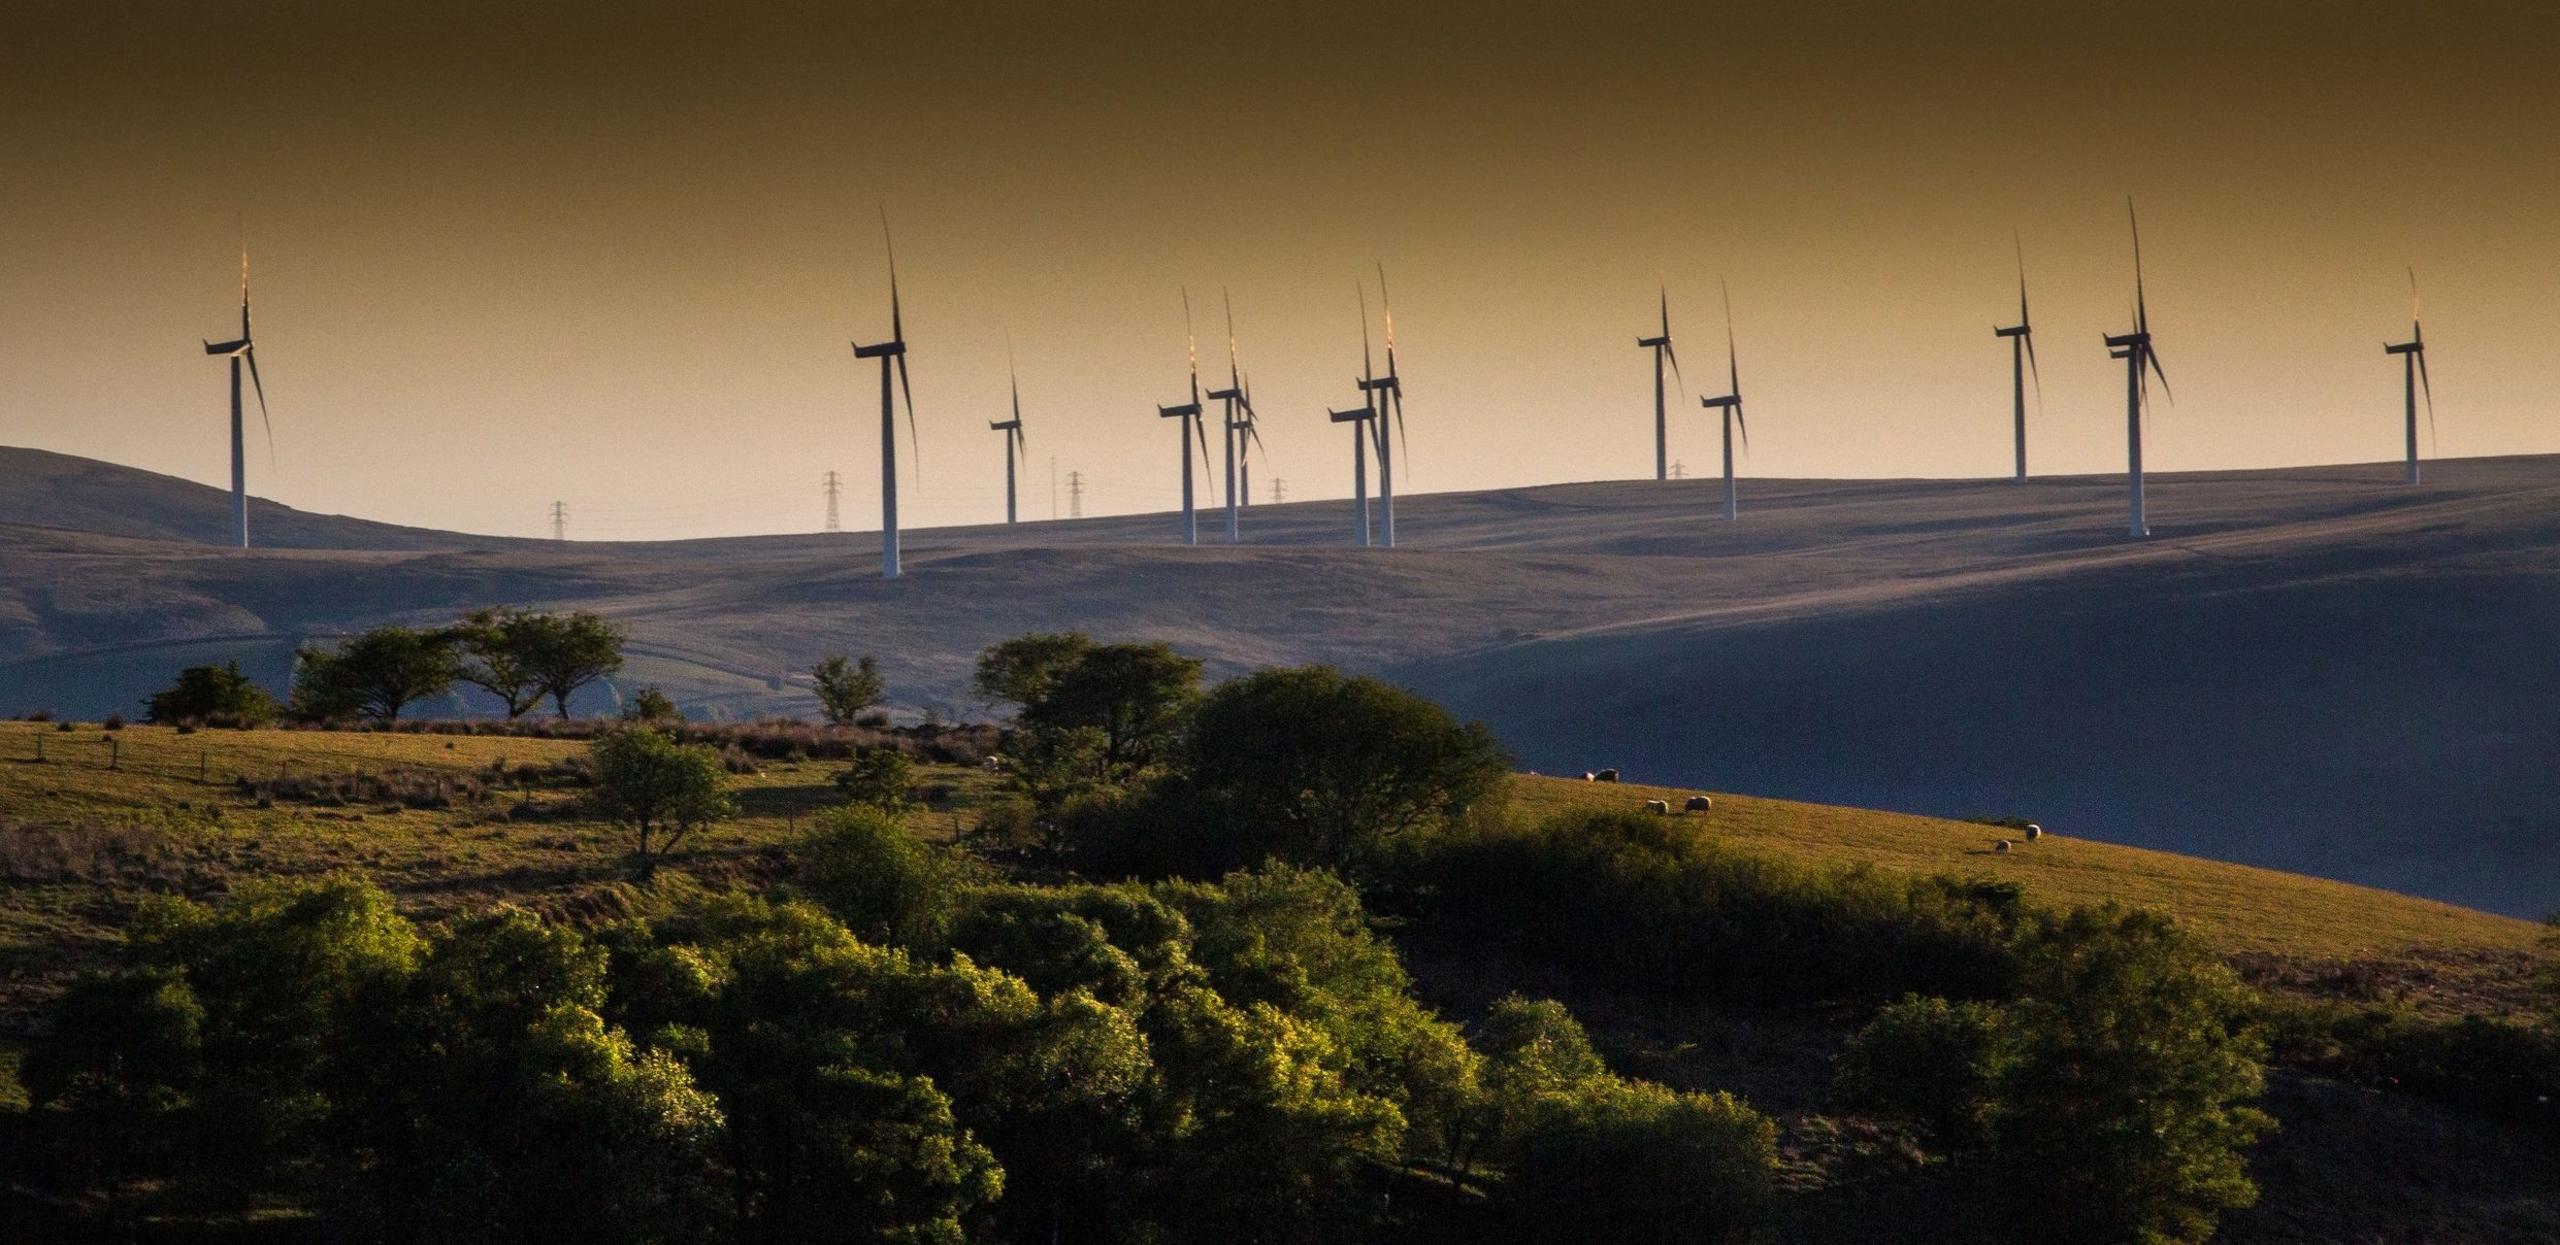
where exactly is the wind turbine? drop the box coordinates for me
[201,243,273,549]
[989,337,1027,524]
[851,214,920,578]
[1330,283,1377,545]
[1157,289,1213,546]
[1992,236,2042,482]
[2384,269,2434,485]
[1696,281,1748,522]
[2102,199,2172,538]
[1639,286,1683,481]
[1204,290,1254,543]
[1235,368,1267,510]
[1358,265,1408,547]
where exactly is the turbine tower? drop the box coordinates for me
[1329,398,1375,545]
[1357,267,1408,547]
[2101,200,2172,538]
[1157,290,1212,546]
[201,243,273,549]
[1638,286,1683,481]
[1992,237,2041,482]
[2384,269,2434,485]
[990,340,1027,524]
[850,215,919,578]
[1204,291,1256,543]
[1696,281,1749,522]
[1235,368,1266,511]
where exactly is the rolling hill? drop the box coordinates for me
[2,444,2555,916]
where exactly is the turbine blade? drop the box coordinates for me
[2145,344,2173,406]
[1224,286,1241,389]
[1392,388,1410,478]
[1007,332,1022,424]
[239,241,253,340]
[1659,283,1671,340]
[1357,282,1374,382]
[1194,411,1213,475]
[2024,331,2043,411]
[1734,402,1749,456]
[895,353,919,478]
[2128,197,2149,336]
[1182,286,1199,402]
[880,209,902,343]
[246,347,275,468]
[2409,265,2421,325]
[2015,230,2030,327]
[2418,350,2436,450]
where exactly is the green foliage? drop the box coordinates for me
[588,725,735,879]
[812,652,888,725]
[142,660,279,726]
[451,607,550,719]
[518,609,627,718]
[994,638,1201,773]
[2261,996,2560,1137]
[290,626,461,724]
[972,631,1095,710]
[1178,665,1511,875]
[1410,807,2023,1004]
[622,685,682,724]
[1992,905,2273,1245]
[795,805,971,949]
[1501,1078,1777,1245]
[834,745,918,811]
[1833,993,2007,1151]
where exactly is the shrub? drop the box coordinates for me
[291,627,460,725]
[792,805,970,950]
[1833,994,2007,1151]
[1501,1078,1777,1245]
[144,661,279,726]
[833,747,917,811]
[622,686,681,725]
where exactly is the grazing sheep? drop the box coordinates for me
[1993,840,2013,854]
[1684,796,1713,813]
[1644,799,1671,814]
[2024,823,2044,841]
[1582,771,1597,782]
[1595,768,1621,783]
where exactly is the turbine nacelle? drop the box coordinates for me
[2103,331,2150,349]
[1992,324,2030,339]
[1158,402,1202,419]
[989,419,1022,431]
[2383,340,2423,355]
[852,338,906,359]
[1328,405,1373,424]
[1698,395,1741,410]
[1205,386,1243,401]
[1356,375,1401,394]
[1636,334,1670,348]
[204,338,251,356]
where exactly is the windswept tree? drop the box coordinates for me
[588,725,734,880]
[289,627,460,725]
[811,653,886,726]
[518,611,626,719]
[451,607,550,719]
[143,661,279,726]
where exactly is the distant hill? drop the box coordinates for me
[3,443,2556,917]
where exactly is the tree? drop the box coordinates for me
[143,660,279,726]
[795,805,967,949]
[451,607,549,719]
[1992,905,2274,1245]
[622,686,681,725]
[1181,666,1511,872]
[1833,993,2007,1151]
[972,631,1095,710]
[290,627,460,725]
[519,610,625,719]
[832,747,916,811]
[1025,642,1202,772]
[589,726,735,880]
[812,653,887,726]
[1501,1078,1776,1245]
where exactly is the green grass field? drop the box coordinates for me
[0,722,2542,1039]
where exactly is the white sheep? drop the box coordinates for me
[1644,799,1671,815]
[2024,823,2044,841]
[1994,840,2013,854]
[1685,796,1713,813]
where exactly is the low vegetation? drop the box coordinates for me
[0,632,2551,1242]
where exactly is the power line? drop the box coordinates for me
[1049,456,1058,521]
[550,500,567,541]
[1272,477,1286,504]
[822,470,842,533]
[1671,460,1686,480]
[1067,470,1084,519]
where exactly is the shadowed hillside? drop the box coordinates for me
[3,445,2556,915]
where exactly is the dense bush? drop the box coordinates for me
[1832,993,2006,1151]
[811,653,887,726]
[143,660,279,727]
[833,746,918,811]
[2261,997,2560,1138]
[587,725,735,879]
[1406,807,2023,1004]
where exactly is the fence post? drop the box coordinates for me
[34,733,44,763]
[108,735,120,770]
[200,750,209,783]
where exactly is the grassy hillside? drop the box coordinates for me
[1,723,2539,1036]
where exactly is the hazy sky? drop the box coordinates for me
[5,2,2557,539]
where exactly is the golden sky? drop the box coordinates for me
[5,2,2556,538]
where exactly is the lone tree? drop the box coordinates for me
[290,628,459,725]
[1182,666,1510,872]
[451,607,550,719]
[518,611,625,719]
[587,725,733,880]
[143,661,280,726]
[811,653,886,726]
[1009,640,1202,773]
